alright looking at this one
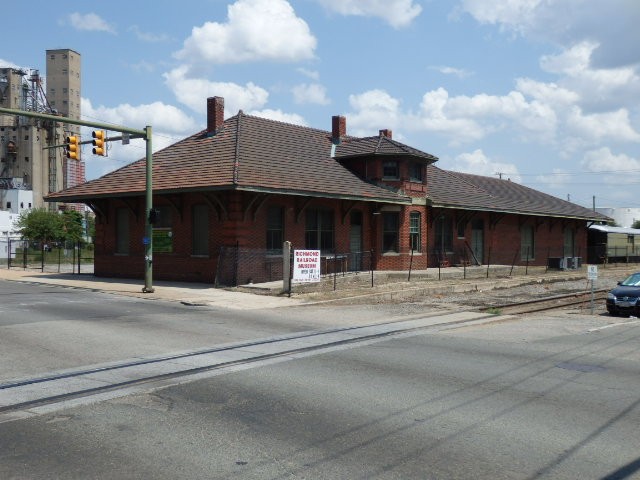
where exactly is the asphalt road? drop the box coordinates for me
[2,297,639,479]
[0,279,417,381]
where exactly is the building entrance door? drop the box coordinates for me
[471,219,484,265]
[349,211,363,271]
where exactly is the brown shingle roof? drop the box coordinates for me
[46,113,415,205]
[427,165,610,221]
[335,136,438,162]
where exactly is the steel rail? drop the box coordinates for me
[0,314,489,414]
[481,289,609,315]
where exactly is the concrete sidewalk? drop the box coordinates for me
[0,268,305,310]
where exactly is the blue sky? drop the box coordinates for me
[3,0,639,210]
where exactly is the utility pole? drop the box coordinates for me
[0,106,155,293]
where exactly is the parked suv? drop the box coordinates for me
[606,272,640,317]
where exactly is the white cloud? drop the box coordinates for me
[82,97,196,135]
[346,89,402,136]
[163,66,269,115]
[450,149,522,182]
[459,0,640,68]
[129,25,171,43]
[297,68,320,81]
[534,169,573,188]
[174,0,316,65]
[292,83,330,105]
[515,78,579,106]
[246,109,307,125]
[411,88,485,143]
[567,107,640,144]
[316,0,422,28]
[581,147,640,186]
[430,65,473,79]
[540,42,640,111]
[81,97,197,178]
[68,13,115,33]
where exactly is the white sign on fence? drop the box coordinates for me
[587,264,598,280]
[293,249,321,283]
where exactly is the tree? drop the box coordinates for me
[59,210,84,243]
[632,220,640,229]
[15,208,63,245]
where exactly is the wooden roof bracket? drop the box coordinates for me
[244,193,270,221]
[120,197,139,222]
[86,200,106,223]
[200,192,228,221]
[428,208,445,228]
[490,213,506,229]
[296,197,314,224]
[456,211,474,232]
[341,200,361,224]
[161,194,184,223]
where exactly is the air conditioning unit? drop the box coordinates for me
[563,257,582,269]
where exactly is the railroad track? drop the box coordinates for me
[0,311,495,417]
[481,289,609,315]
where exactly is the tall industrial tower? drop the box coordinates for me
[0,67,61,211]
[0,48,86,213]
[46,48,85,198]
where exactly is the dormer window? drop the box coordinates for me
[382,161,399,179]
[409,162,423,182]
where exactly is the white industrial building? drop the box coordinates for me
[595,207,640,228]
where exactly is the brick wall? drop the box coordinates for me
[92,193,589,283]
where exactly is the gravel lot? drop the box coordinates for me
[304,266,640,319]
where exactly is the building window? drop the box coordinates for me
[192,204,209,256]
[382,212,399,253]
[266,206,284,253]
[383,161,399,179]
[409,211,421,252]
[409,162,423,182]
[305,208,334,252]
[6,202,11,209]
[521,225,535,260]
[563,227,575,257]
[115,207,129,254]
[153,205,173,253]
[434,214,453,254]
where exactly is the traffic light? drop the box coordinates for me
[92,130,107,156]
[65,135,80,160]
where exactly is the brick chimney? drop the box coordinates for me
[379,129,392,139]
[207,96,224,136]
[332,115,346,143]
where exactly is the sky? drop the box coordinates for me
[2,0,639,211]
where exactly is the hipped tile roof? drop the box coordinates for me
[426,165,609,221]
[46,110,610,223]
[335,135,438,161]
[46,112,416,205]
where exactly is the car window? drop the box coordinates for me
[621,274,640,286]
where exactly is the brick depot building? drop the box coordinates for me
[47,97,608,284]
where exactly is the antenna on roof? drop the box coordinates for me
[495,172,504,179]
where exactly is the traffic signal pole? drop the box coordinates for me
[0,106,155,293]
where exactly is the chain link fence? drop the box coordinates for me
[3,237,94,274]
[215,246,374,287]
[215,244,598,289]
